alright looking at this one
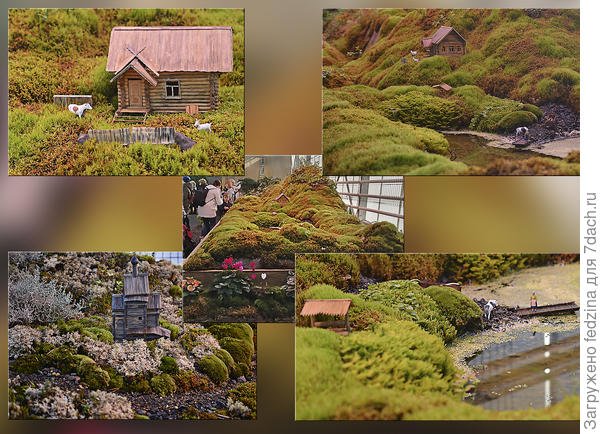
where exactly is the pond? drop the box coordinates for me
[444,133,545,167]
[467,328,579,411]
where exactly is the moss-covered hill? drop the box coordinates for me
[8,9,244,176]
[184,166,404,270]
[322,9,580,175]
[294,253,580,420]
[8,253,256,420]
[324,9,579,107]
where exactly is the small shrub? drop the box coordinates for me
[197,354,229,384]
[124,375,151,394]
[150,373,177,396]
[9,271,83,326]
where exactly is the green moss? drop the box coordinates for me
[47,346,79,373]
[181,406,220,419]
[104,366,124,390]
[159,318,181,340]
[361,222,404,252]
[214,348,239,377]
[12,354,46,374]
[77,359,111,390]
[228,382,257,418]
[173,370,212,392]
[360,280,457,343]
[218,337,254,366]
[197,354,229,384]
[296,253,361,292]
[150,373,177,396]
[423,286,483,334]
[207,323,254,343]
[169,285,183,299]
[124,375,151,394]
[496,110,538,132]
[159,356,179,374]
[180,328,217,351]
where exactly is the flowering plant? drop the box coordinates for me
[183,277,201,293]
[210,258,257,299]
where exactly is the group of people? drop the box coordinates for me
[183,176,240,257]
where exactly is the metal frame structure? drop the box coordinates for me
[331,176,404,231]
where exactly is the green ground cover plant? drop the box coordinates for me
[184,166,404,270]
[322,9,579,175]
[8,8,244,176]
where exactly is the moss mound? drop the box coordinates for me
[423,285,483,333]
[159,356,179,374]
[150,373,177,396]
[184,166,404,269]
[76,359,110,390]
[197,354,229,384]
[360,280,457,343]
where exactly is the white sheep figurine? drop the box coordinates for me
[68,103,92,118]
[194,120,212,132]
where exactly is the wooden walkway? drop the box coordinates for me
[516,301,579,317]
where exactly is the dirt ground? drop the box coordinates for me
[528,137,580,158]
[462,263,579,308]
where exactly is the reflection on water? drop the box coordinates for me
[444,133,544,167]
[467,329,579,411]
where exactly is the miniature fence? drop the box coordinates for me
[88,127,175,145]
[53,94,92,107]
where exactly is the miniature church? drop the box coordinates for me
[112,255,171,341]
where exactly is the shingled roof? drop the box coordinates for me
[107,26,233,73]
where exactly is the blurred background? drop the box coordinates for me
[1,0,579,432]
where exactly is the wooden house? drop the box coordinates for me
[106,26,233,121]
[421,26,466,57]
[112,256,171,341]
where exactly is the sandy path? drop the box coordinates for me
[461,263,580,308]
[442,131,580,158]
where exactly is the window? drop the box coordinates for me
[166,80,180,98]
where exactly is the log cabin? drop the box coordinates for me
[421,26,466,57]
[106,26,233,121]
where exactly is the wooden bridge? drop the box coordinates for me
[516,301,579,317]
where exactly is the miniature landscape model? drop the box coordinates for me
[182,165,404,322]
[8,9,244,175]
[8,253,256,420]
[322,9,580,175]
[295,253,580,420]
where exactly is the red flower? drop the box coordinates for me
[233,261,244,271]
[222,263,228,270]
[250,273,257,280]
[249,261,256,270]
[223,257,234,267]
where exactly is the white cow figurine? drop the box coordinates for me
[515,126,529,138]
[194,120,212,132]
[483,299,498,320]
[68,103,92,118]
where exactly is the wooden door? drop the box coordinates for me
[128,79,144,107]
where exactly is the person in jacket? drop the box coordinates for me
[182,176,192,214]
[197,179,224,236]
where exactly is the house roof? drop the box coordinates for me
[110,57,159,86]
[300,299,352,317]
[422,26,466,47]
[107,26,234,73]
[433,82,453,91]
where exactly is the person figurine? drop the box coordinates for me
[530,291,538,310]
